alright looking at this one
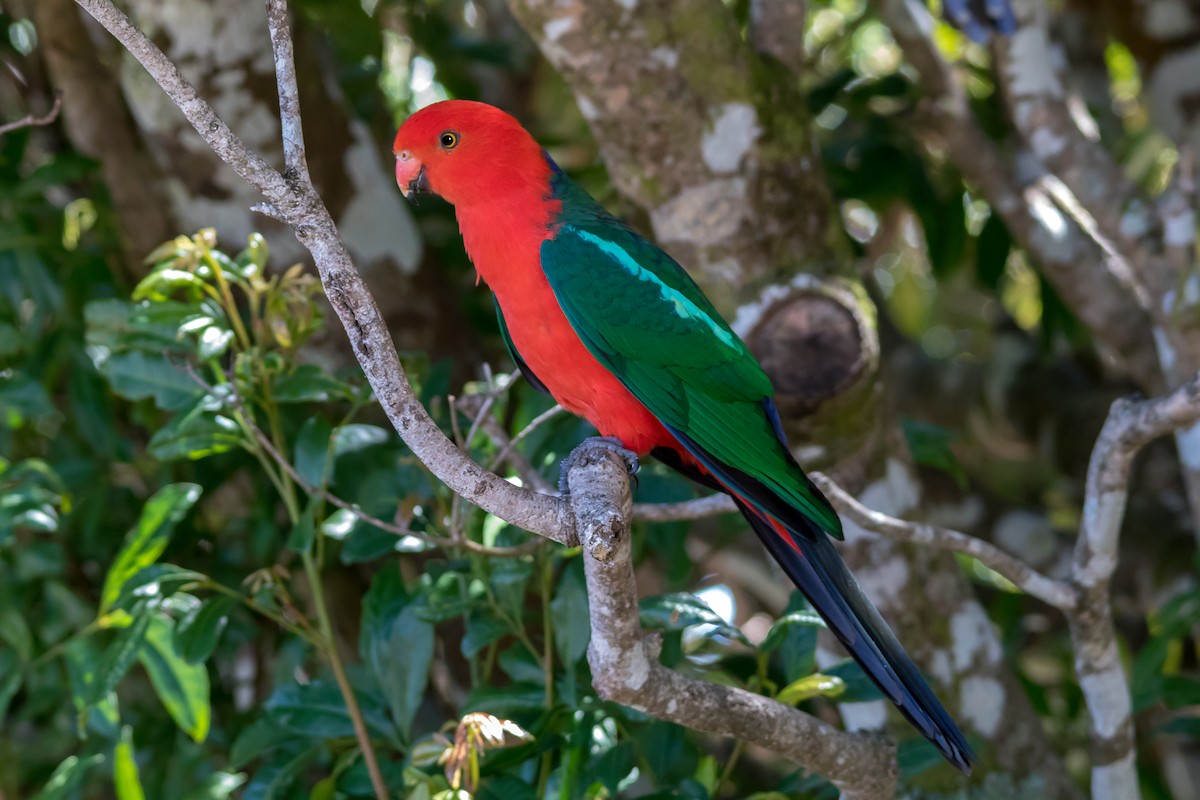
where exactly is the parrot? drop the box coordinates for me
[393,100,974,772]
[942,0,1017,43]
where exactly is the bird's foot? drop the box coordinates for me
[558,436,640,494]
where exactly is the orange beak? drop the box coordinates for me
[395,151,429,201]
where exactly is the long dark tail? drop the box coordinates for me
[734,498,975,772]
[653,443,975,773]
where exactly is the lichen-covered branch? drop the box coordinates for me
[567,445,897,800]
[1063,372,1200,800]
[879,0,1160,389]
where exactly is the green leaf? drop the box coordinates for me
[775,673,845,704]
[33,754,105,800]
[0,603,33,661]
[237,232,269,272]
[133,268,211,302]
[761,602,824,682]
[243,745,320,800]
[639,592,746,644]
[179,772,248,800]
[476,777,538,800]
[360,569,432,739]
[92,603,154,704]
[0,652,22,723]
[100,351,204,411]
[550,561,590,666]
[286,499,317,553]
[760,609,825,652]
[229,718,302,769]
[1158,716,1200,738]
[975,212,1012,291]
[1132,635,1170,712]
[147,393,242,462]
[174,596,234,664]
[264,679,395,741]
[462,611,510,659]
[109,564,208,613]
[462,683,548,715]
[901,419,967,489]
[113,725,146,800]
[1162,675,1200,709]
[138,614,211,742]
[897,737,946,779]
[821,659,884,703]
[332,424,390,456]
[309,777,336,800]
[101,483,201,614]
[497,644,545,685]
[271,364,354,403]
[294,416,334,487]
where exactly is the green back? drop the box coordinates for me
[538,163,841,537]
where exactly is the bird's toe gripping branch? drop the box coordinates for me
[559,436,640,495]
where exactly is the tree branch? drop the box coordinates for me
[567,445,897,800]
[0,92,62,136]
[812,475,1078,610]
[73,0,569,547]
[265,0,308,181]
[879,0,1160,389]
[1066,371,1200,800]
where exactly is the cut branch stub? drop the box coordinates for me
[748,290,868,411]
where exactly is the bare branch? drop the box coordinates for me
[0,92,63,137]
[1066,371,1200,800]
[1076,371,1200,588]
[633,493,737,522]
[237,395,543,559]
[265,0,308,181]
[812,475,1079,611]
[567,445,897,800]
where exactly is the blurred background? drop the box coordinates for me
[2,0,1199,798]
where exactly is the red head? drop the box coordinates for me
[392,100,549,209]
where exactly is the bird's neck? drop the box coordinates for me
[454,158,560,290]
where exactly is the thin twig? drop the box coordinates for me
[812,475,1078,610]
[186,363,544,559]
[0,92,63,136]
[265,0,308,180]
[488,403,565,472]
[632,493,736,522]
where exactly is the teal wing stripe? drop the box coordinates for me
[538,182,841,537]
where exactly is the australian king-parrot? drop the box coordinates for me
[393,100,974,772]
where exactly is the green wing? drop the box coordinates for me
[540,174,841,537]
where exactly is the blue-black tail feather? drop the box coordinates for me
[733,497,975,773]
[654,436,975,773]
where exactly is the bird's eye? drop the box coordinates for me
[439,130,459,150]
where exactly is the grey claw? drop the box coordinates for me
[558,436,640,494]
